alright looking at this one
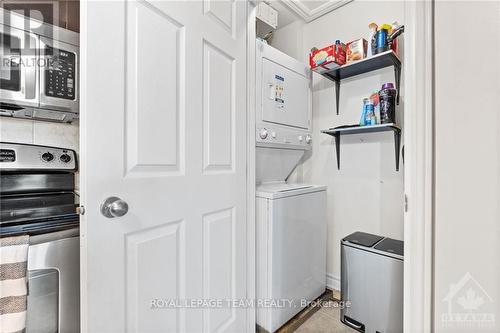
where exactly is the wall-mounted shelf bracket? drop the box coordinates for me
[321,123,402,171]
[334,79,340,115]
[319,50,402,115]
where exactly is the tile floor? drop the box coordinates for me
[273,290,357,333]
[294,302,357,333]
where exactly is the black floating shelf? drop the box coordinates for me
[317,50,402,115]
[321,123,402,171]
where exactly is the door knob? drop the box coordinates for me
[101,196,129,218]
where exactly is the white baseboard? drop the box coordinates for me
[326,273,340,291]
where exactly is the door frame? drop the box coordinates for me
[79,0,88,331]
[246,1,257,332]
[403,0,434,332]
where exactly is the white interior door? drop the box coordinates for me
[80,1,248,332]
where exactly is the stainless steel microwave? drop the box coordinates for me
[0,9,78,123]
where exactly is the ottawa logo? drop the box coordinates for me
[442,272,495,328]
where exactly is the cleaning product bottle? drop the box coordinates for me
[364,100,375,126]
[375,23,392,54]
[379,83,397,124]
[370,109,377,125]
[387,25,405,55]
[391,21,400,54]
[368,22,378,57]
[360,98,370,126]
[369,91,380,124]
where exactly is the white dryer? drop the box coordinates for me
[255,40,327,332]
[255,38,312,150]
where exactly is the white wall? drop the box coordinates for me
[434,1,500,331]
[271,1,405,289]
[270,20,304,62]
[0,117,79,150]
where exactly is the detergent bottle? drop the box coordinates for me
[375,23,392,54]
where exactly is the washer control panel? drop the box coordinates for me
[256,125,312,149]
[0,142,77,171]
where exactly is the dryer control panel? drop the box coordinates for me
[256,125,312,150]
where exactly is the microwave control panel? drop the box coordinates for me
[45,46,76,100]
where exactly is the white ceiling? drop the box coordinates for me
[268,0,354,25]
[301,1,331,11]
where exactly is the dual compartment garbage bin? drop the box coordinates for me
[341,232,404,333]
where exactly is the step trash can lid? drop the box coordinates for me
[342,231,384,248]
[374,237,404,256]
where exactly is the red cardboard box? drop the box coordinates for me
[309,43,346,73]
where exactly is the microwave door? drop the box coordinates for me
[0,32,21,92]
[0,25,38,107]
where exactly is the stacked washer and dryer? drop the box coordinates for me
[255,40,327,332]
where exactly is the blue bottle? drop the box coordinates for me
[364,101,375,126]
[360,98,370,126]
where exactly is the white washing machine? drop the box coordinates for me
[255,40,327,332]
[256,183,327,332]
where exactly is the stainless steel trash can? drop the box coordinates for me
[341,232,403,333]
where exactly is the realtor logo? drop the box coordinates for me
[442,272,495,328]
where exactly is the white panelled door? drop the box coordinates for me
[81,1,249,332]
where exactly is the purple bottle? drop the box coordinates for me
[379,83,397,124]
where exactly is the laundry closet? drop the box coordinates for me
[254,1,406,332]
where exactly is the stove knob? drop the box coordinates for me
[259,129,268,139]
[42,152,54,162]
[60,153,72,163]
[305,135,312,144]
[298,135,303,142]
